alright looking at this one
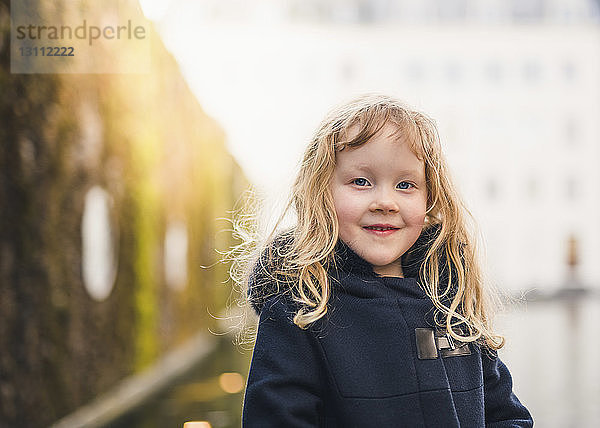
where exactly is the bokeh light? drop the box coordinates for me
[218,372,244,394]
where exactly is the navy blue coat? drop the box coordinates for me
[243,232,533,427]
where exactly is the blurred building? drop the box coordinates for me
[164,0,600,292]
[0,0,246,425]
[182,0,600,24]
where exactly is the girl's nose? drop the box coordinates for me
[369,193,400,213]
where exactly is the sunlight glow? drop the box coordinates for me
[139,0,171,22]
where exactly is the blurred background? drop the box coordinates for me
[2,0,600,427]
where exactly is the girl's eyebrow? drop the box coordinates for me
[398,169,424,179]
[336,164,374,175]
[352,164,374,173]
[349,164,423,178]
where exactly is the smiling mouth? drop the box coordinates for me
[363,226,399,231]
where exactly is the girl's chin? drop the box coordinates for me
[367,257,402,269]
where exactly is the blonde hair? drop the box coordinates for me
[231,94,505,350]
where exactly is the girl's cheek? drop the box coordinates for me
[407,214,426,226]
[406,204,428,224]
[333,199,354,220]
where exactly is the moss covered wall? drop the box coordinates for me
[0,1,246,426]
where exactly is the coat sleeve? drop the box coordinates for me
[242,297,323,427]
[482,351,534,427]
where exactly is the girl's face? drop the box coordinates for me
[330,123,427,277]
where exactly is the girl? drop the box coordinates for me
[237,94,533,427]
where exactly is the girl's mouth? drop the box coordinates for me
[363,225,399,235]
[363,225,399,231]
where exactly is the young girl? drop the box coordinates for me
[238,94,533,427]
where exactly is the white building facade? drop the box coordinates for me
[163,0,600,292]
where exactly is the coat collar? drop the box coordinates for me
[249,224,443,312]
[328,224,441,301]
[331,223,441,279]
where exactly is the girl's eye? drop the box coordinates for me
[397,181,414,190]
[352,178,370,187]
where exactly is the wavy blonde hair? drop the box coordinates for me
[231,94,505,350]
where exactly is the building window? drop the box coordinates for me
[164,221,189,291]
[484,62,503,82]
[565,118,579,147]
[444,62,462,83]
[522,61,541,82]
[566,176,578,201]
[436,0,468,21]
[562,61,577,82]
[81,186,118,301]
[486,178,498,200]
[526,177,538,199]
[340,59,356,82]
[511,0,544,23]
[405,62,425,82]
